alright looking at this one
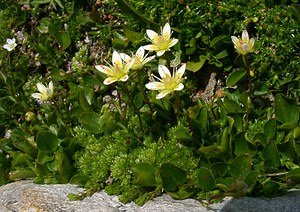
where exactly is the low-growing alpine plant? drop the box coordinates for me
[0,0,299,207]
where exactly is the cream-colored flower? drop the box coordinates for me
[231,30,255,55]
[120,46,155,70]
[31,81,54,101]
[146,63,186,99]
[95,51,134,85]
[3,38,17,51]
[143,23,178,57]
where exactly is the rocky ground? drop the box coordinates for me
[1,180,300,211]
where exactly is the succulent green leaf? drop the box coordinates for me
[197,167,215,191]
[36,131,59,153]
[132,163,158,188]
[79,112,101,134]
[262,181,280,196]
[186,55,207,72]
[263,142,281,167]
[226,70,247,87]
[160,163,187,192]
[275,94,299,124]
[229,154,252,179]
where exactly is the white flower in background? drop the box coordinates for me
[143,23,178,57]
[145,63,186,99]
[95,51,134,85]
[231,30,255,55]
[4,129,12,139]
[120,46,155,70]
[3,38,17,51]
[31,81,54,101]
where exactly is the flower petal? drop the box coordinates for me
[146,29,158,40]
[162,23,171,40]
[142,55,155,65]
[174,83,184,91]
[120,53,132,63]
[31,93,43,99]
[156,90,171,99]
[37,83,47,94]
[168,38,178,48]
[104,77,117,85]
[120,74,129,82]
[158,65,171,79]
[176,63,186,79]
[156,50,166,57]
[112,51,123,67]
[136,46,145,57]
[3,44,11,51]
[143,44,159,51]
[242,30,249,42]
[231,36,239,46]
[95,65,112,75]
[145,82,165,90]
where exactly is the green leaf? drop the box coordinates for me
[262,181,280,196]
[234,133,251,156]
[197,167,215,191]
[214,50,228,59]
[286,168,300,181]
[99,111,118,134]
[229,154,252,179]
[12,140,38,158]
[275,93,299,124]
[209,35,227,48]
[166,185,194,199]
[264,119,276,140]
[226,69,247,87]
[263,141,281,167]
[8,168,36,181]
[37,151,54,164]
[54,31,71,50]
[69,174,90,186]
[123,28,144,45]
[294,127,300,139]
[79,112,101,134]
[132,163,159,188]
[55,147,73,183]
[160,163,187,192]
[244,171,259,192]
[186,55,207,72]
[79,89,93,112]
[36,131,59,153]
[115,0,159,28]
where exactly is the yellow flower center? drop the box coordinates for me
[153,35,170,50]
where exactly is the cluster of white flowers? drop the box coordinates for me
[95,23,186,99]
[2,25,255,102]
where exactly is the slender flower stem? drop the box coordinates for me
[174,92,182,118]
[136,69,153,114]
[119,82,144,132]
[243,55,252,96]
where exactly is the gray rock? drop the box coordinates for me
[0,180,300,212]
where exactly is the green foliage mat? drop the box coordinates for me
[0,0,299,206]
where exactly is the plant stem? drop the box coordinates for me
[136,69,153,114]
[243,55,252,96]
[174,92,182,118]
[119,82,144,132]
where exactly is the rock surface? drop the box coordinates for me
[0,180,300,211]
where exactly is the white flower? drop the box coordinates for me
[3,38,17,51]
[231,30,255,55]
[95,51,134,85]
[31,81,54,101]
[120,46,155,70]
[146,63,186,99]
[143,23,178,57]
